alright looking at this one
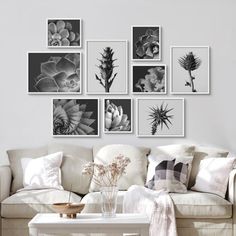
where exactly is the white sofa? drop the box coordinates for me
[0,143,234,236]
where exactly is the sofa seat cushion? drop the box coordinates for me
[170,191,232,219]
[81,191,126,213]
[1,189,81,218]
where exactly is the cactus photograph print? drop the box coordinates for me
[104,99,132,133]
[47,19,81,48]
[28,52,81,94]
[137,98,185,137]
[132,26,161,61]
[170,46,210,94]
[86,40,128,94]
[132,65,166,94]
[52,99,99,137]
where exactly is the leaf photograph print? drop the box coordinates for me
[132,65,166,94]
[171,46,210,94]
[137,98,185,137]
[132,26,161,60]
[53,99,99,137]
[104,99,132,133]
[47,19,81,47]
[28,53,81,94]
[86,41,127,94]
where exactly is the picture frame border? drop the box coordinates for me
[85,39,128,95]
[170,45,210,95]
[136,97,185,137]
[46,18,82,49]
[131,25,162,62]
[27,51,82,95]
[103,98,133,134]
[131,64,167,95]
[51,97,100,138]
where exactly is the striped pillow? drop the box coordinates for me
[146,159,188,193]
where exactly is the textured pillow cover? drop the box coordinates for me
[191,157,236,198]
[90,144,150,192]
[146,159,189,193]
[20,152,63,191]
[7,146,48,193]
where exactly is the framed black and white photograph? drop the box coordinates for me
[132,65,167,94]
[47,18,81,48]
[170,46,210,94]
[136,98,185,137]
[86,40,128,94]
[103,98,132,134]
[52,98,99,137]
[28,52,81,94]
[132,25,161,61]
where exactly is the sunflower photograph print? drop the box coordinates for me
[171,46,210,94]
[132,26,161,61]
[47,19,81,48]
[53,99,99,137]
[132,65,166,94]
[104,99,132,133]
[137,98,185,137]
[28,52,81,94]
[86,40,128,94]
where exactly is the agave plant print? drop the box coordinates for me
[132,65,166,94]
[86,40,128,94]
[28,52,81,94]
[104,99,132,133]
[132,26,161,61]
[171,46,210,94]
[47,19,81,48]
[53,99,99,137]
[137,98,185,137]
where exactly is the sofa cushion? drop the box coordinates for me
[170,191,232,219]
[48,143,93,194]
[91,144,150,191]
[7,146,48,194]
[81,191,126,213]
[188,146,229,188]
[1,189,81,218]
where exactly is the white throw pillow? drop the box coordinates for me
[191,157,236,198]
[20,152,63,191]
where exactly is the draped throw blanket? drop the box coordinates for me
[123,185,177,236]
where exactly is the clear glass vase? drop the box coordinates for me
[100,186,118,218]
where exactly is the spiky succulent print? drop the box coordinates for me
[105,100,131,132]
[178,52,201,92]
[48,20,80,47]
[135,28,160,59]
[135,66,165,93]
[149,103,173,135]
[53,99,98,136]
[95,47,117,93]
[32,53,80,93]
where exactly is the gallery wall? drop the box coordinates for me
[0,0,235,165]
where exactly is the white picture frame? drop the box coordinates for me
[136,98,185,137]
[170,46,210,94]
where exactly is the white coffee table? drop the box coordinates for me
[28,213,150,236]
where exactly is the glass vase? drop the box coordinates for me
[100,186,118,218]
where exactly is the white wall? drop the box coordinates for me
[0,0,235,165]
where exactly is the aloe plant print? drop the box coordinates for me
[178,52,201,92]
[149,103,174,135]
[53,99,99,136]
[95,47,117,93]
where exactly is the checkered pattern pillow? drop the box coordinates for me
[146,159,189,193]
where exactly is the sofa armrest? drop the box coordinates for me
[0,166,11,201]
[227,169,236,204]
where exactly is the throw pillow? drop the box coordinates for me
[146,159,189,193]
[191,157,236,198]
[90,144,150,192]
[20,152,63,191]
